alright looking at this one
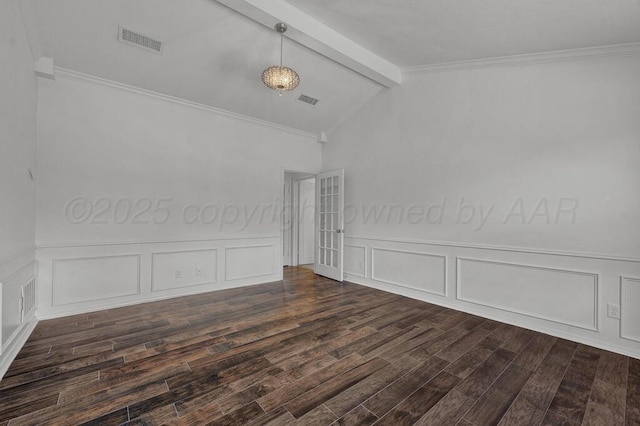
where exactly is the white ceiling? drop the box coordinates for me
[286,0,640,67]
[28,0,640,134]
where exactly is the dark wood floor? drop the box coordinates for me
[1,267,638,425]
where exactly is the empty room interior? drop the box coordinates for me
[1,0,640,424]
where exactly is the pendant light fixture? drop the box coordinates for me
[261,23,300,96]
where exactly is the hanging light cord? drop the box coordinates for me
[280,32,284,68]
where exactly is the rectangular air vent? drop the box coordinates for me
[298,94,320,106]
[118,26,163,54]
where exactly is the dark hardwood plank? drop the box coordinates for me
[454,347,517,399]
[444,335,502,379]
[362,356,450,417]
[284,357,388,418]
[332,405,378,425]
[413,389,474,425]
[627,359,640,425]
[462,363,533,424]
[547,344,601,423]
[374,371,460,425]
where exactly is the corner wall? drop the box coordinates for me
[35,70,322,319]
[323,49,640,357]
[0,0,39,378]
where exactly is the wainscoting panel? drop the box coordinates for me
[457,257,598,331]
[152,249,217,292]
[621,276,640,343]
[36,236,281,319]
[372,248,447,296]
[343,235,640,358]
[0,255,38,379]
[52,255,141,306]
[343,244,366,278]
[225,245,275,281]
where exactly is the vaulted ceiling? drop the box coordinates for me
[28,0,640,135]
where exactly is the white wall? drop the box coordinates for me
[35,70,322,318]
[0,0,38,377]
[324,52,640,357]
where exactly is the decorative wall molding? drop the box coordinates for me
[343,244,367,278]
[36,234,280,250]
[621,276,640,343]
[456,257,599,331]
[53,67,317,140]
[0,319,37,380]
[371,247,447,297]
[343,272,639,360]
[224,245,275,281]
[52,254,141,306]
[346,234,640,263]
[151,249,218,292]
[403,42,640,75]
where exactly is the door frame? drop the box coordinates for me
[281,168,316,270]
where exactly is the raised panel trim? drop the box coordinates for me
[224,245,275,281]
[345,234,640,263]
[620,276,640,343]
[456,257,599,331]
[151,249,218,292]
[344,244,367,278]
[52,254,141,306]
[37,234,280,250]
[371,248,447,297]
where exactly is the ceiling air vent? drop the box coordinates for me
[118,26,163,54]
[298,94,320,106]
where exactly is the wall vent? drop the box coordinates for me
[118,26,163,54]
[20,277,36,322]
[298,94,320,106]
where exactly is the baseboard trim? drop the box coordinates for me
[345,273,640,360]
[0,318,38,381]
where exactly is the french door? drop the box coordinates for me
[314,169,344,281]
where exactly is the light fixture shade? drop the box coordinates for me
[261,65,300,93]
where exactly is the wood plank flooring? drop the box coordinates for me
[1,266,638,425]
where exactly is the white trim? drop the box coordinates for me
[53,67,317,140]
[621,276,640,343]
[343,244,367,278]
[36,235,280,250]
[344,272,639,359]
[0,319,38,381]
[224,245,276,281]
[403,42,640,75]
[51,254,141,306]
[456,257,599,332]
[371,247,447,297]
[151,249,218,292]
[346,235,640,263]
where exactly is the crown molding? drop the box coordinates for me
[403,42,640,75]
[52,67,317,140]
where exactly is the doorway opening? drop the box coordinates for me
[283,170,316,270]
